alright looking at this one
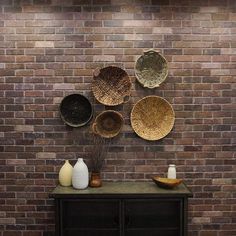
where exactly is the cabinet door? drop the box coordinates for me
[124,199,181,236]
[61,199,120,236]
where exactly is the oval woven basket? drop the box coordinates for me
[135,50,168,88]
[92,66,132,106]
[131,96,175,141]
[60,94,93,127]
[92,110,124,138]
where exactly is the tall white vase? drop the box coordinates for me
[72,158,89,189]
[59,160,73,187]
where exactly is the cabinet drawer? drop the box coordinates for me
[124,199,181,229]
[61,199,120,229]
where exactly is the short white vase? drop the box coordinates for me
[167,164,176,179]
[72,158,89,189]
[59,160,73,187]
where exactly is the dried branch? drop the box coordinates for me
[87,134,110,173]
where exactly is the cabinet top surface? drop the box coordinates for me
[50,181,192,198]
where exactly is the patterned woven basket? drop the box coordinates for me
[135,50,168,88]
[92,66,132,106]
[131,96,175,141]
[92,110,124,138]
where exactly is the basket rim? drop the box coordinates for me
[59,93,93,128]
[92,110,124,138]
[130,95,175,141]
[134,50,168,89]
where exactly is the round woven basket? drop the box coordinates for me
[135,50,168,88]
[131,96,175,141]
[92,110,124,138]
[60,94,93,127]
[92,66,132,106]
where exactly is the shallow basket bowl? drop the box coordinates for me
[152,177,182,189]
[135,50,168,88]
[92,110,124,138]
[92,66,132,106]
[130,96,175,141]
[59,94,93,127]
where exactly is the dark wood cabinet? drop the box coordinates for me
[61,199,120,236]
[50,182,192,236]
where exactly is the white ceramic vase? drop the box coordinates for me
[59,160,73,186]
[167,164,176,179]
[72,158,89,189]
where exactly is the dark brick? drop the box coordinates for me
[36,55,55,62]
[0,2,235,236]
[0,69,15,76]
[65,35,84,41]
[75,42,93,48]
[4,6,22,12]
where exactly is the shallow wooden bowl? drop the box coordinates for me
[152,177,182,189]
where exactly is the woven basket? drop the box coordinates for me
[59,94,93,127]
[92,66,132,106]
[131,96,175,141]
[92,110,124,138]
[135,50,168,88]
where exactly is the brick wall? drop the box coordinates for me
[0,0,235,235]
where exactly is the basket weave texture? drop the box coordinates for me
[92,66,131,106]
[131,96,175,141]
[135,50,168,88]
[60,94,93,127]
[92,110,124,138]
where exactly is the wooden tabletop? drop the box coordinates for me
[50,181,192,198]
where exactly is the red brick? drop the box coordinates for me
[0,2,235,236]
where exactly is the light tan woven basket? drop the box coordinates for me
[92,110,124,138]
[131,96,175,141]
[92,66,132,106]
[135,50,168,88]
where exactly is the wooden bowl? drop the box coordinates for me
[59,94,93,127]
[152,177,182,189]
[130,96,175,141]
[92,110,124,138]
[135,50,168,88]
[92,66,132,106]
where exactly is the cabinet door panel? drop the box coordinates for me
[62,199,119,229]
[124,199,181,228]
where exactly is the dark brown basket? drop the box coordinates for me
[92,110,124,138]
[92,66,132,106]
[135,50,168,88]
[59,94,93,127]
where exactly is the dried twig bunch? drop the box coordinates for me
[87,134,110,173]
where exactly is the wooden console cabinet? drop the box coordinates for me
[50,182,192,236]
